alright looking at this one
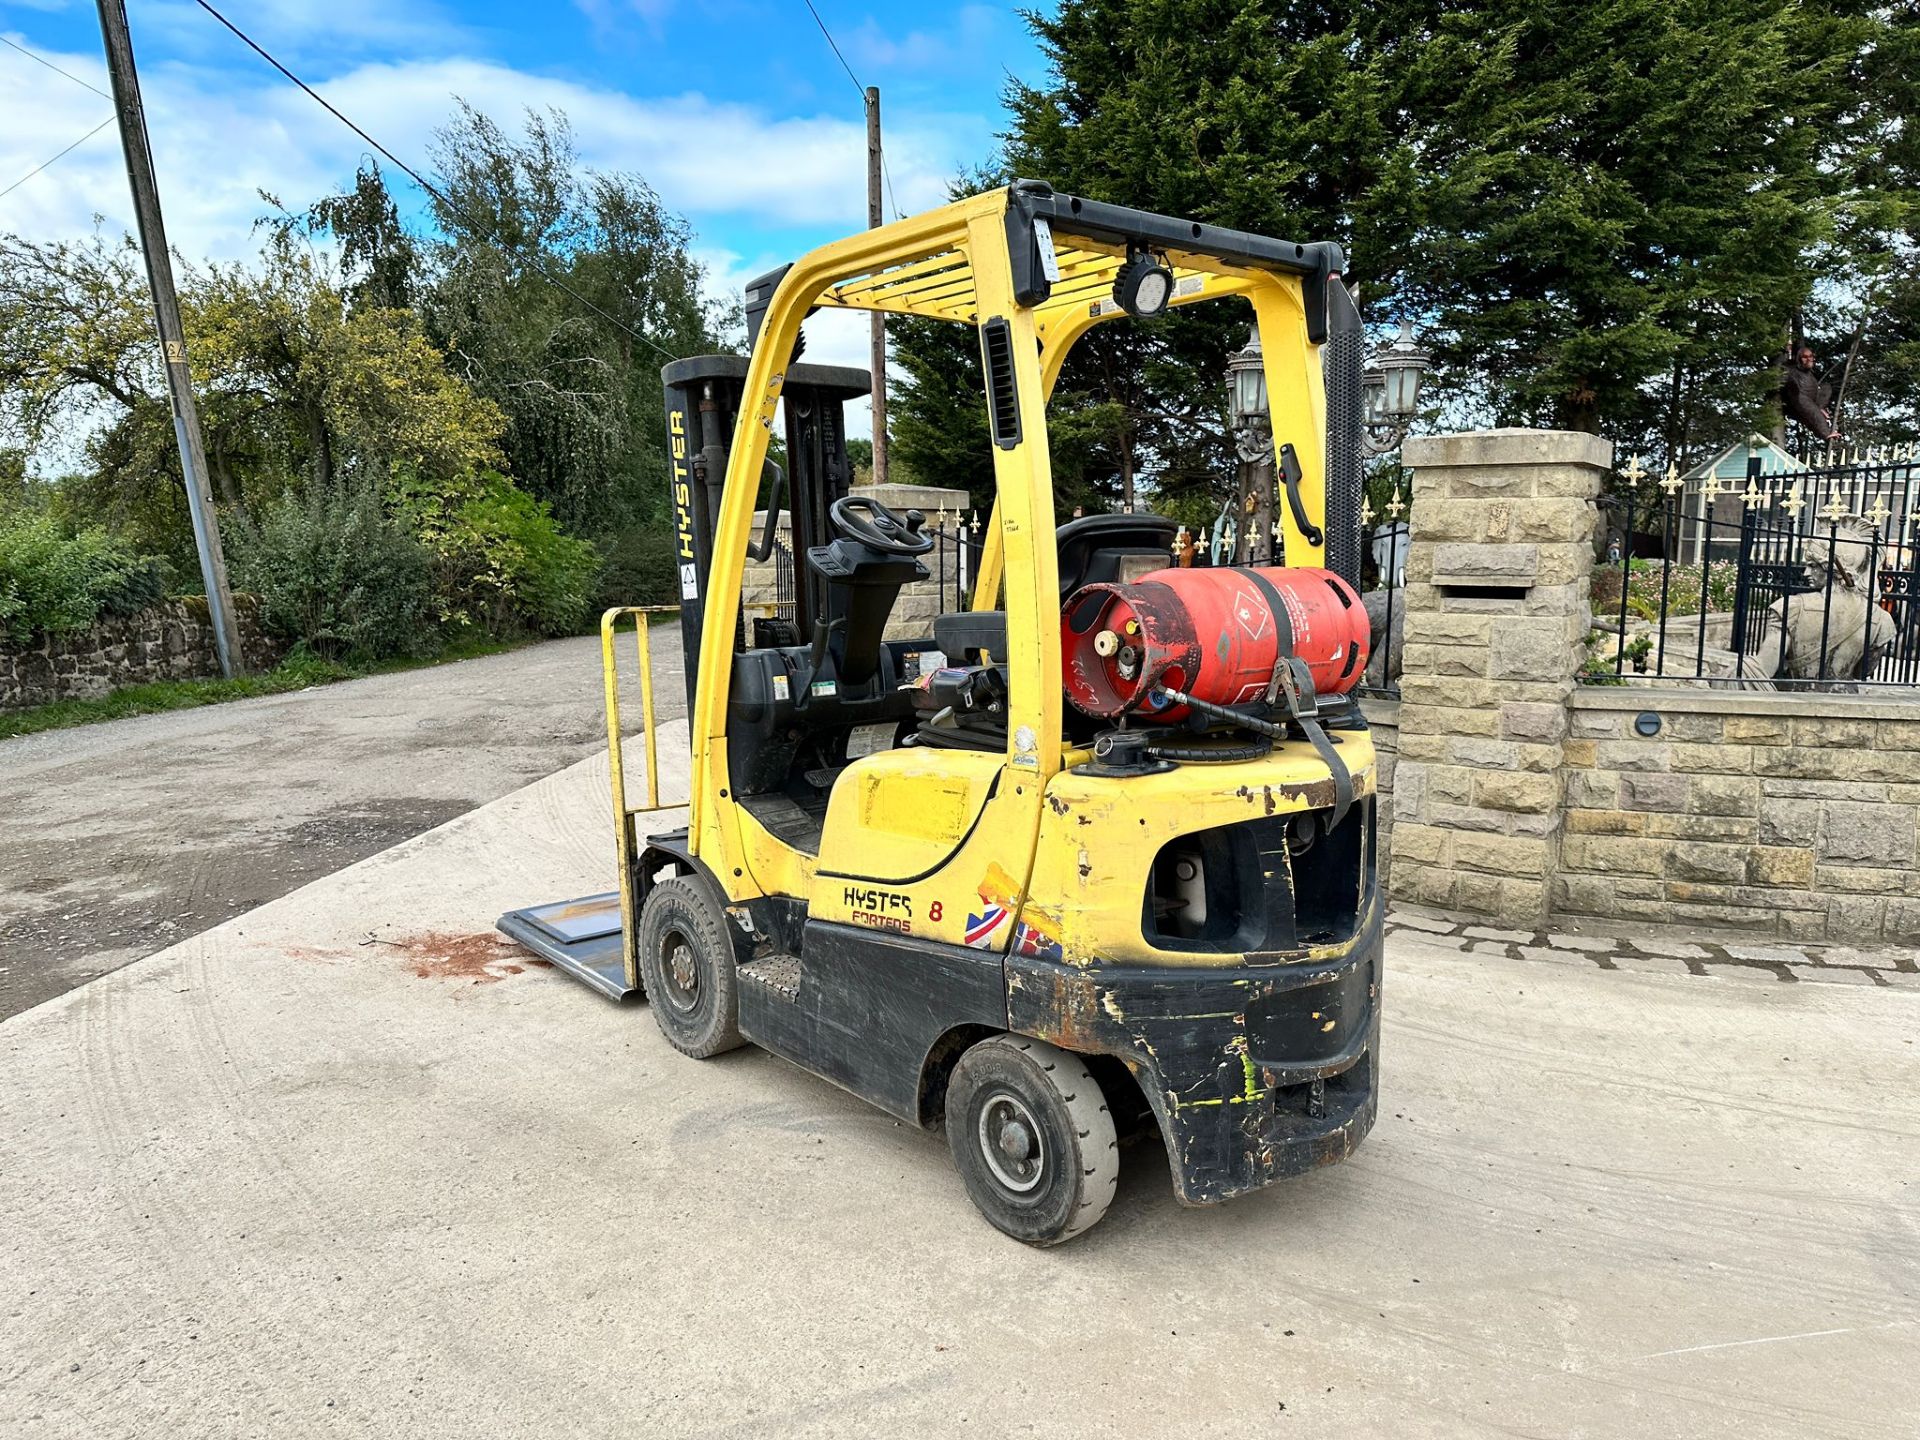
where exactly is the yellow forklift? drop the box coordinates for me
[501,181,1382,1245]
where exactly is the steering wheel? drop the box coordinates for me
[829,494,935,557]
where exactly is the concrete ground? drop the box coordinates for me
[3,729,1915,1438]
[0,633,684,1020]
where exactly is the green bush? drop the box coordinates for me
[0,511,171,645]
[232,484,433,662]
[391,468,600,636]
[592,523,681,613]
[1591,557,1738,620]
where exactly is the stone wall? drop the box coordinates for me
[1559,690,1920,943]
[1384,430,1611,930]
[0,597,282,709]
[741,482,972,642]
[1373,426,1920,946]
[1358,695,1399,884]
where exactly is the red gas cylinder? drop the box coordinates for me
[1062,566,1369,720]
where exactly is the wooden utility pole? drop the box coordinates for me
[96,0,243,677]
[864,86,889,486]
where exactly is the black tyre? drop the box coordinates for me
[945,1035,1119,1246]
[636,875,744,1058]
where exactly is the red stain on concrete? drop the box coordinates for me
[290,932,553,986]
[388,932,553,984]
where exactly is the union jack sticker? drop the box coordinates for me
[965,906,1011,949]
[1013,923,1064,961]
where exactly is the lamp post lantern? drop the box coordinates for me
[1359,319,1431,458]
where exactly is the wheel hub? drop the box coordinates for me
[663,937,699,1008]
[978,1091,1045,1194]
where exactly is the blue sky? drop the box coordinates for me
[0,0,1050,387]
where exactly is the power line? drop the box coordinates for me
[1,34,113,99]
[880,156,903,220]
[0,115,115,203]
[799,0,865,100]
[191,0,682,367]
[794,2,907,220]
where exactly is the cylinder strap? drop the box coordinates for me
[1237,566,1353,830]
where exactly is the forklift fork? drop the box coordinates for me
[495,605,679,1000]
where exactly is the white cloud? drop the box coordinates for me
[0,34,993,446]
[0,41,971,262]
[846,5,1003,75]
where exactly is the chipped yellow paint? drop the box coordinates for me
[1026,737,1378,968]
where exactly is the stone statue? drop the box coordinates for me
[1362,588,1406,687]
[1751,517,1894,685]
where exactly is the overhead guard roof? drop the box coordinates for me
[809,181,1343,338]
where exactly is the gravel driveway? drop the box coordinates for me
[0,632,684,1019]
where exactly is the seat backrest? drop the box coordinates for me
[934,609,1007,662]
[1055,513,1179,597]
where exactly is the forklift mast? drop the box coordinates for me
[660,353,871,715]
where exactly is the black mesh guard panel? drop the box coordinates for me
[1323,277,1365,589]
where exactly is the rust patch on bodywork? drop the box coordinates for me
[1010,965,1107,1055]
[1234,776,1337,813]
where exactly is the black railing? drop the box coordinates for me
[1357,516,1409,699]
[1590,452,1920,690]
[925,513,985,614]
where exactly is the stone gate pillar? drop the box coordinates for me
[1386,430,1611,929]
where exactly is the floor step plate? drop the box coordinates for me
[739,954,802,1000]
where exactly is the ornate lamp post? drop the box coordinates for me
[1227,328,1274,564]
[1359,319,1432,459]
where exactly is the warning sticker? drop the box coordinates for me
[1033,217,1062,282]
[1233,589,1271,642]
[846,723,896,758]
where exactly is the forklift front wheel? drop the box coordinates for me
[945,1036,1119,1246]
[637,876,745,1059]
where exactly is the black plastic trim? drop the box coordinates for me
[980,317,1022,449]
[1004,179,1342,344]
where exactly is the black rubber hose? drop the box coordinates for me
[1145,736,1273,763]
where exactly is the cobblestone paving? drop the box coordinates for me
[1387,908,1920,988]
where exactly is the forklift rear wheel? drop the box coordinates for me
[945,1035,1119,1246]
[637,876,745,1058]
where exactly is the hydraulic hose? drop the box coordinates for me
[1144,736,1273,764]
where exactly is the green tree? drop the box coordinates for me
[0,228,508,573]
[892,0,1915,496]
[417,103,725,539]
[1404,0,1895,458]
[277,160,421,313]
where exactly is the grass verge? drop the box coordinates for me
[0,634,531,740]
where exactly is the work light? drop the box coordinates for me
[1112,247,1173,318]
